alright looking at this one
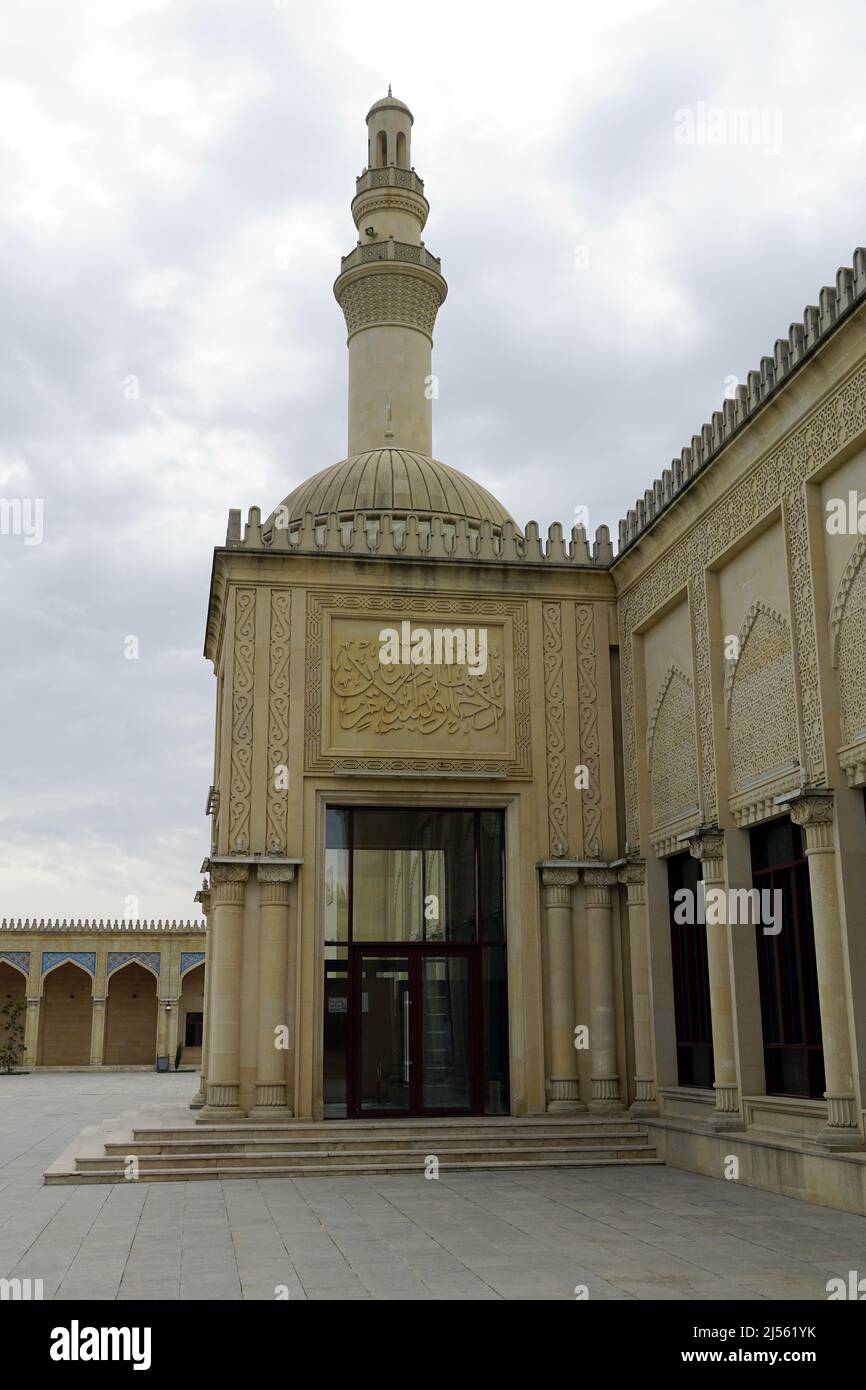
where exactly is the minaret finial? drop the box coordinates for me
[388,83,392,97]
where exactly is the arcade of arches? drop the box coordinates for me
[0,924,205,1069]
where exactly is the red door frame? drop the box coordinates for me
[349,944,483,1118]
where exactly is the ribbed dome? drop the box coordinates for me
[366,93,413,123]
[268,450,514,530]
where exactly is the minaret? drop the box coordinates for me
[334,91,447,456]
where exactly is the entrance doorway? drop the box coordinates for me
[354,947,478,1116]
[323,807,509,1118]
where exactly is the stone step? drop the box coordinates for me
[108,1130,650,1156]
[47,1154,662,1185]
[79,1142,658,1172]
[133,1119,646,1143]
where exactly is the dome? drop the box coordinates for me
[366,92,413,123]
[267,450,515,532]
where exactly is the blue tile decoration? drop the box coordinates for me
[180,951,205,977]
[41,951,96,976]
[0,951,30,975]
[107,951,160,978]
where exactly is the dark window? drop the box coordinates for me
[750,818,824,1098]
[668,851,714,1088]
[184,1012,203,1047]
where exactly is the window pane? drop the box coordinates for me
[483,946,509,1114]
[353,848,424,942]
[421,956,470,1109]
[323,950,349,1118]
[480,810,505,941]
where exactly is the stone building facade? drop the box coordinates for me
[190,94,866,1211]
[11,93,866,1213]
[0,920,206,1069]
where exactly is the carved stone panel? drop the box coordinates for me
[619,360,866,845]
[266,589,291,854]
[647,664,699,831]
[305,590,531,775]
[228,587,256,854]
[727,603,799,796]
[575,603,602,858]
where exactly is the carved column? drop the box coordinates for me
[688,829,740,1126]
[199,865,248,1120]
[250,865,295,1119]
[583,868,623,1110]
[89,998,107,1067]
[541,867,582,1112]
[24,996,40,1067]
[620,861,657,1114]
[788,793,863,1149]
[190,885,211,1109]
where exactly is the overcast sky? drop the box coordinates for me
[1,0,864,921]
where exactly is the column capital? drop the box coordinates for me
[258,863,295,905]
[617,860,646,905]
[686,825,725,882]
[211,863,249,905]
[541,866,578,908]
[583,867,616,908]
[785,790,835,851]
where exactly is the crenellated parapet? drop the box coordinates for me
[225,504,614,567]
[617,248,866,554]
[0,918,205,933]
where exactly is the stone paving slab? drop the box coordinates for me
[2,1072,866,1301]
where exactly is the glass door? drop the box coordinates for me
[350,948,480,1116]
[420,955,472,1111]
[354,954,412,1114]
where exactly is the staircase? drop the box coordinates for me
[45,1115,661,1184]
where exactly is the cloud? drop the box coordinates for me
[1,0,864,915]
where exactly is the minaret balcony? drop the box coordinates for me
[338,240,442,275]
[355,165,425,197]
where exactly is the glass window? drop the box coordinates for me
[751,819,824,1098]
[350,808,480,943]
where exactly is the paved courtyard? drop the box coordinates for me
[1,1073,864,1300]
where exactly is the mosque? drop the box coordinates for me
[5,92,866,1213]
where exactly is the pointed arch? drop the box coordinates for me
[647,663,692,768]
[727,598,799,794]
[723,598,790,720]
[831,535,866,743]
[831,532,866,666]
[646,664,699,829]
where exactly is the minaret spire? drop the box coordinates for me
[333,93,447,456]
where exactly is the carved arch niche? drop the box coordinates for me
[831,536,866,777]
[726,598,799,795]
[646,663,699,831]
